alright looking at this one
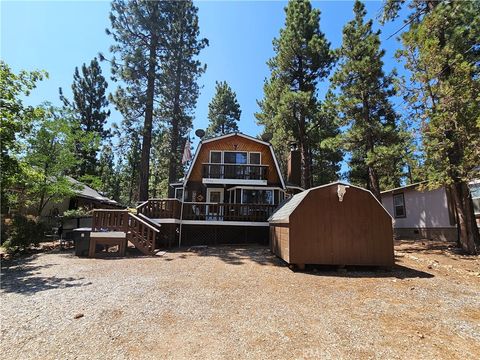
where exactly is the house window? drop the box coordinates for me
[249,152,261,165]
[224,151,247,164]
[242,189,273,204]
[210,151,222,163]
[174,188,184,201]
[393,193,406,218]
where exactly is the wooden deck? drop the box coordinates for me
[137,199,276,223]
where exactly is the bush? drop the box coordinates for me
[1,215,48,253]
[63,207,91,218]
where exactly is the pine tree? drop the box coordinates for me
[106,0,166,201]
[310,90,343,185]
[331,0,407,200]
[97,142,120,201]
[59,57,110,177]
[206,81,241,137]
[158,0,208,197]
[256,0,336,189]
[149,127,170,198]
[383,0,480,254]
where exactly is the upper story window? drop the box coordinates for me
[210,151,222,163]
[209,151,261,165]
[393,193,406,218]
[224,151,247,164]
[249,152,261,165]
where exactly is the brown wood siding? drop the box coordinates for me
[271,184,394,266]
[269,224,289,263]
[188,135,281,186]
[291,185,393,266]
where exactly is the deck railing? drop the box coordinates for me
[128,213,160,253]
[92,209,129,232]
[137,198,182,219]
[183,202,276,222]
[138,199,276,222]
[202,163,268,180]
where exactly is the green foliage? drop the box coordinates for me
[60,57,110,177]
[397,1,480,187]
[0,61,47,213]
[107,0,207,200]
[206,81,241,137]
[20,106,78,215]
[256,0,338,188]
[158,1,208,194]
[383,0,480,253]
[1,215,48,253]
[331,0,408,198]
[63,207,91,218]
[149,127,171,198]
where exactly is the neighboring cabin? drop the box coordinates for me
[37,176,122,219]
[381,181,480,242]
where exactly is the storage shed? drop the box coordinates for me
[269,182,394,267]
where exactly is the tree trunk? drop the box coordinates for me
[138,35,158,201]
[367,165,381,201]
[450,182,479,254]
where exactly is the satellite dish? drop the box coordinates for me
[261,132,273,142]
[195,129,205,138]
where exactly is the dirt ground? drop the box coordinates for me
[1,240,479,360]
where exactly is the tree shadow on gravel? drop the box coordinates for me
[165,245,285,267]
[395,240,477,259]
[296,264,434,279]
[1,254,91,295]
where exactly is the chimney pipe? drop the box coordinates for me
[287,143,301,187]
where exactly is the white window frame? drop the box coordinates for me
[174,188,184,201]
[209,151,223,163]
[223,151,248,164]
[248,152,261,165]
[240,188,274,205]
[393,193,406,218]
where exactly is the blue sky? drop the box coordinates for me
[2,0,407,151]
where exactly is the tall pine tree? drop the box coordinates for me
[206,81,241,137]
[383,0,480,254]
[158,0,208,197]
[256,0,336,189]
[332,0,407,200]
[59,57,110,178]
[106,0,166,201]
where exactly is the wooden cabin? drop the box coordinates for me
[269,182,394,267]
[136,133,303,247]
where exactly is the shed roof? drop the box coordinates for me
[269,181,392,223]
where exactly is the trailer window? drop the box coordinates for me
[393,193,406,218]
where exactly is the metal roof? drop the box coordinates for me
[68,177,119,205]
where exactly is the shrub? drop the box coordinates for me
[1,215,47,253]
[63,207,91,218]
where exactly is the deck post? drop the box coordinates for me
[178,182,186,248]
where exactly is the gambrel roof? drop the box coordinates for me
[184,132,286,189]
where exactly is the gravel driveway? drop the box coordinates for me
[1,243,479,359]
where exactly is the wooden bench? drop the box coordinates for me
[88,232,127,258]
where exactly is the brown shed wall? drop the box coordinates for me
[272,185,394,266]
[269,224,290,263]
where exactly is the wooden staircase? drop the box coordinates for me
[91,210,161,256]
